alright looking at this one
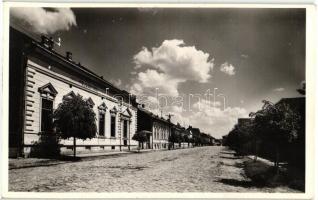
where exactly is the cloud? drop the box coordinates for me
[273,87,285,92]
[131,39,214,96]
[110,79,122,88]
[220,62,235,76]
[189,100,248,138]
[10,7,76,34]
[130,40,244,138]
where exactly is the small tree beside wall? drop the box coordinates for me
[132,130,150,152]
[53,94,97,157]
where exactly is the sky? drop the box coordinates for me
[10,7,306,138]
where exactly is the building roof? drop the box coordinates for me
[187,127,201,135]
[11,26,136,104]
[137,106,172,125]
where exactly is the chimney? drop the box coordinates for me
[41,35,54,50]
[66,51,72,61]
[41,36,46,45]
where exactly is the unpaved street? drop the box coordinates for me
[9,146,298,192]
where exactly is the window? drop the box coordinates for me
[41,98,53,133]
[99,112,105,136]
[111,116,116,137]
[123,120,128,138]
[98,102,107,137]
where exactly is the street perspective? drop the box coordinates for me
[6,5,306,195]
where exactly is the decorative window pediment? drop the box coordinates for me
[110,106,118,116]
[86,97,95,108]
[121,108,132,118]
[63,91,76,101]
[98,102,107,112]
[38,83,58,99]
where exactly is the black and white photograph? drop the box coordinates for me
[1,3,316,198]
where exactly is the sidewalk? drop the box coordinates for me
[246,155,288,168]
[9,149,154,170]
[246,155,274,166]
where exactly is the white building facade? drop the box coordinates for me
[9,27,138,157]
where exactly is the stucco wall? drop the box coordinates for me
[23,59,138,155]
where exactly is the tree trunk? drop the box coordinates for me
[138,142,140,152]
[73,137,76,157]
[254,138,258,162]
[275,145,280,174]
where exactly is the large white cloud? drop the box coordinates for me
[10,7,77,34]
[130,40,244,138]
[131,39,214,96]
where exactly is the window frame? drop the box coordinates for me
[40,97,54,133]
[110,115,116,138]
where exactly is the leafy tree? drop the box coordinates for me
[183,134,190,147]
[226,124,253,156]
[169,131,182,149]
[132,130,150,151]
[250,100,300,170]
[53,94,97,157]
[30,134,60,158]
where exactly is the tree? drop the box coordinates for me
[132,130,150,151]
[250,100,300,170]
[169,131,182,149]
[53,94,97,157]
[183,134,190,147]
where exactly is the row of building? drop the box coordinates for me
[9,27,217,158]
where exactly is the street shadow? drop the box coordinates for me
[235,162,245,168]
[220,151,236,155]
[220,162,245,169]
[219,156,241,160]
[216,178,256,188]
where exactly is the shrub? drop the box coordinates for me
[30,134,60,158]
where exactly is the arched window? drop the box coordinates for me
[110,106,117,137]
[38,83,58,133]
[98,102,107,136]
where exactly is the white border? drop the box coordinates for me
[1,2,316,199]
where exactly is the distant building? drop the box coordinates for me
[171,123,190,148]
[9,27,138,157]
[137,106,171,149]
[187,126,201,146]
